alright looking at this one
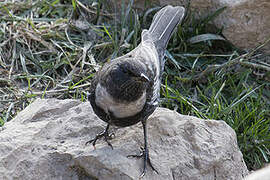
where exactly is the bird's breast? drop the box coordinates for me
[95,83,146,118]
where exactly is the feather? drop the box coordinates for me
[142,5,185,60]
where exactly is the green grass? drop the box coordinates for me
[0,0,269,171]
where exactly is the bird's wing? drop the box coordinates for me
[139,5,185,106]
[130,42,160,107]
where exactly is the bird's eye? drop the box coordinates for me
[120,66,136,77]
[126,69,136,76]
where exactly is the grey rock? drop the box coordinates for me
[0,98,248,180]
[212,0,270,53]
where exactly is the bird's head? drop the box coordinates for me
[119,61,149,83]
[102,59,150,102]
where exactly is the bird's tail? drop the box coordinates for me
[142,5,185,58]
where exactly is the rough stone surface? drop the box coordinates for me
[212,0,270,53]
[120,0,270,52]
[0,98,248,180]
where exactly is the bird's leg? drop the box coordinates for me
[85,124,114,149]
[127,120,158,177]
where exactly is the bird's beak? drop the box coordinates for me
[139,73,149,82]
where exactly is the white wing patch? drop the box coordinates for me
[95,83,147,118]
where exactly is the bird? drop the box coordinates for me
[86,5,185,177]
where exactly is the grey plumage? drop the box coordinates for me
[87,5,185,177]
[143,5,185,61]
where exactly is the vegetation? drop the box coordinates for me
[0,0,269,171]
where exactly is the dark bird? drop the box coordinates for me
[87,5,185,177]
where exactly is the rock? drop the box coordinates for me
[165,0,270,52]
[0,98,248,180]
[212,0,270,53]
[244,165,270,180]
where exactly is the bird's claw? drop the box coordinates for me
[127,146,158,177]
[85,129,114,150]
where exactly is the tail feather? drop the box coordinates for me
[142,5,185,56]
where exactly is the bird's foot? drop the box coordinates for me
[127,146,158,178]
[85,126,114,149]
